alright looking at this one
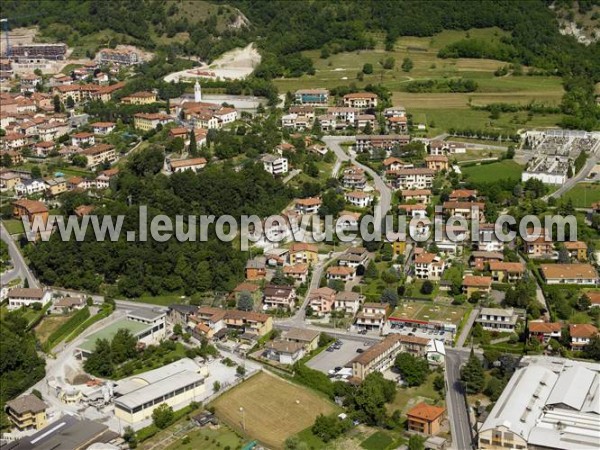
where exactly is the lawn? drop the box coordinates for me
[211,371,339,449]
[361,431,395,450]
[34,312,76,345]
[2,219,25,235]
[561,183,600,208]
[386,372,441,415]
[461,160,523,183]
[272,26,565,134]
[408,279,439,300]
[389,300,468,328]
[163,425,244,450]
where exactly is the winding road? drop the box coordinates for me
[1,222,39,288]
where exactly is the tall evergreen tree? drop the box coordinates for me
[461,349,485,394]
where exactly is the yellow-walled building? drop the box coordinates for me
[5,394,48,431]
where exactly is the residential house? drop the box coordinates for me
[384,106,406,118]
[263,285,296,310]
[489,261,525,283]
[524,235,555,258]
[133,113,172,131]
[356,114,376,130]
[449,189,478,202]
[121,91,157,105]
[528,321,562,343]
[5,394,48,431]
[337,210,361,232]
[2,133,27,150]
[407,403,446,436]
[283,264,309,284]
[91,121,116,134]
[540,263,598,285]
[33,141,55,157]
[12,199,48,227]
[400,189,432,204]
[445,141,466,154]
[95,168,119,189]
[338,247,368,268]
[295,197,321,215]
[342,92,378,109]
[387,115,408,133]
[477,224,505,252]
[245,257,267,280]
[355,303,389,332]
[264,340,305,365]
[463,275,492,297]
[585,291,600,307]
[283,327,321,352]
[388,168,435,190]
[443,201,485,222]
[414,252,445,280]
[470,251,504,271]
[335,291,364,315]
[569,323,598,349]
[7,288,52,310]
[350,333,403,380]
[383,157,410,172]
[289,243,318,266]
[45,177,68,197]
[261,154,289,175]
[192,307,272,338]
[308,287,336,316]
[429,140,446,155]
[0,171,21,190]
[425,155,449,172]
[14,179,48,197]
[80,143,117,169]
[50,296,86,314]
[345,191,373,208]
[167,304,198,328]
[295,89,329,105]
[398,203,428,218]
[71,132,95,147]
[0,150,24,166]
[326,265,356,282]
[168,157,207,173]
[342,167,367,190]
[563,241,587,261]
[355,134,410,153]
[476,307,519,332]
[74,205,95,217]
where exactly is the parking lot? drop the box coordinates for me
[306,338,369,374]
[383,322,453,343]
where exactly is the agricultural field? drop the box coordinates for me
[389,301,469,328]
[273,27,565,135]
[561,183,600,208]
[211,371,339,449]
[461,160,523,183]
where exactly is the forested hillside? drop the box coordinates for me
[27,146,293,298]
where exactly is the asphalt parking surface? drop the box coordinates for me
[306,338,367,374]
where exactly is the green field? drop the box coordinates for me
[164,426,244,450]
[361,431,395,450]
[386,372,440,414]
[211,372,339,449]
[2,219,25,235]
[462,160,523,182]
[389,300,468,327]
[273,27,565,135]
[561,183,600,208]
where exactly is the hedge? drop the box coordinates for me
[65,305,113,343]
[44,306,91,351]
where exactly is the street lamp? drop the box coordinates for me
[239,406,245,431]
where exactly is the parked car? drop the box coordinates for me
[356,348,364,353]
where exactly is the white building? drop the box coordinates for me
[345,191,373,208]
[476,307,519,332]
[389,168,435,190]
[521,155,570,185]
[7,288,52,310]
[114,358,208,425]
[414,252,445,280]
[261,154,289,175]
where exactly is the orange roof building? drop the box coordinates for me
[407,402,446,435]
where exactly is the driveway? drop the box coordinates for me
[306,338,366,374]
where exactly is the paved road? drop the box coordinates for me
[323,136,392,234]
[445,349,474,450]
[0,222,40,288]
[544,139,600,200]
[455,308,479,348]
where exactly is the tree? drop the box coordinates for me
[433,374,445,392]
[401,57,413,72]
[312,414,349,442]
[1,153,12,168]
[173,323,183,336]
[110,329,137,364]
[557,244,570,263]
[382,57,395,70]
[362,63,373,74]
[30,166,42,179]
[484,376,506,401]
[284,436,309,450]
[237,291,254,311]
[328,279,345,292]
[71,154,88,167]
[394,353,429,386]
[420,280,434,295]
[408,434,425,450]
[583,334,600,361]
[347,372,396,426]
[460,349,485,394]
[152,404,174,429]
[123,426,138,449]
[83,338,113,377]
[53,95,61,113]
[578,294,592,310]
[188,129,198,156]
[213,380,221,392]
[66,96,75,109]
[236,365,246,377]
[381,288,398,308]
[365,260,379,279]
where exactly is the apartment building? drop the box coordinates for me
[489,261,525,283]
[351,333,403,380]
[5,394,48,431]
[263,285,296,310]
[343,92,378,109]
[540,263,599,285]
[407,403,446,436]
[476,307,519,332]
[133,113,172,131]
[388,168,435,190]
[261,154,289,175]
[442,201,485,222]
[308,287,336,316]
[295,197,321,214]
[345,191,373,208]
[121,91,157,105]
[400,189,432,204]
[414,252,445,280]
[80,143,117,169]
[354,303,389,332]
[334,291,364,315]
[462,275,492,297]
[425,155,449,172]
[289,242,319,265]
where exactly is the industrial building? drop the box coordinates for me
[113,358,208,425]
[478,356,600,450]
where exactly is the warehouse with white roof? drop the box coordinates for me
[478,357,600,450]
[113,358,208,425]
